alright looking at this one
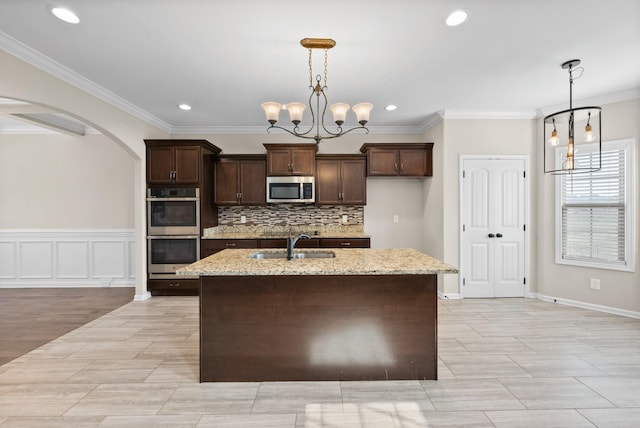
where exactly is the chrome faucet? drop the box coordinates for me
[287,233,311,260]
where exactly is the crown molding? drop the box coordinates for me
[441,109,538,120]
[536,87,640,118]
[0,30,171,133]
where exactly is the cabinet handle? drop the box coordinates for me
[488,233,495,238]
[400,163,404,171]
[169,283,180,287]
[496,233,503,238]
[289,163,293,172]
[340,242,351,246]
[226,243,236,247]
[394,163,398,171]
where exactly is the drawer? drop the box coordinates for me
[258,238,319,249]
[319,238,370,248]
[201,239,258,257]
[148,278,199,296]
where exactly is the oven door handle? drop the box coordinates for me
[147,235,200,240]
[146,197,200,202]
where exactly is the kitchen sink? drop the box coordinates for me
[250,250,335,260]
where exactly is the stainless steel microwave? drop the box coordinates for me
[266,176,315,203]
[147,188,200,235]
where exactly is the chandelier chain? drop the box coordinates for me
[324,48,329,88]
[308,48,313,88]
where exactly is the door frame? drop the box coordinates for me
[458,154,531,298]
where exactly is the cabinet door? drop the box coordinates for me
[239,160,266,205]
[340,159,367,205]
[147,146,174,184]
[367,149,399,176]
[214,161,240,205]
[174,146,201,183]
[290,149,316,175]
[316,159,342,205]
[267,149,293,175]
[399,149,427,176]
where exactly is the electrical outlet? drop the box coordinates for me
[240,215,247,224]
[342,214,348,223]
[393,214,399,223]
[590,278,601,290]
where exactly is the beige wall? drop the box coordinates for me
[536,98,640,313]
[0,49,169,298]
[440,118,537,295]
[0,134,135,228]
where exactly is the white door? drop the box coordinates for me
[460,157,526,298]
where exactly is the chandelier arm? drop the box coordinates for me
[265,125,322,141]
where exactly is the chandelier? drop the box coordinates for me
[261,38,373,144]
[543,59,601,174]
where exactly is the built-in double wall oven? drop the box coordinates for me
[146,187,200,276]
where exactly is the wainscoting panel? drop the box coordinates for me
[0,229,135,288]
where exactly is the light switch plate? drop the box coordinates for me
[240,215,247,224]
[393,215,399,223]
[342,215,348,223]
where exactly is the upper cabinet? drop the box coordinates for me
[316,155,367,205]
[360,143,433,177]
[214,156,266,206]
[145,139,221,185]
[264,143,317,176]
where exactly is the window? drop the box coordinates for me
[556,139,635,271]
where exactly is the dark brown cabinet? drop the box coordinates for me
[201,239,259,258]
[258,238,320,248]
[147,278,199,296]
[214,156,266,205]
[319,238,370,248]
[316,155,367,205]
[147,145,200,184]
[264,143,316,176]
[360,143,433,177]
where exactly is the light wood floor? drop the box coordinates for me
[0,295,639,427]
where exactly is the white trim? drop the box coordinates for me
[438,290,461,300]
[134,291,152,301]
[554,139,636,272]
[0,229,135,288]
[532,292,640,320]
[459,155,530,298]
[442,110,537,120]
[537,88,640,117]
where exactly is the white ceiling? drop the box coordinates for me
[0,0,639,134]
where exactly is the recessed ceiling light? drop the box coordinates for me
[178,104,192,111]
[446,9,468,26]
[48,5,80,24]
[385,105,397,111]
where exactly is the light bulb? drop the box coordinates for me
[548,129,559,146]
[584,123,594,142]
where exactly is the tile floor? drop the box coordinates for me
[0,297,638,427]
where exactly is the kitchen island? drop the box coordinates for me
[177,248,457,382]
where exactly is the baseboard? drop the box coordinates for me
[134,291,151,301]
[532,292,640,320]
[438,290,461,300]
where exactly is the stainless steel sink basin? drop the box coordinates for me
[250,250,335,260]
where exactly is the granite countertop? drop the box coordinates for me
[202,225,370,240]
[177,248,458,276]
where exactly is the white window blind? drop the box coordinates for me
[557,139,634,271]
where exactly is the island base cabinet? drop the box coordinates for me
[200,274,437,382]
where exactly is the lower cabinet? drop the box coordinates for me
[148,278,199,296]
[319,238,371,248]
[258,238,320,248]
[201,239,259,258]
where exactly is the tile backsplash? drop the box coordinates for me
[218,205,363,227]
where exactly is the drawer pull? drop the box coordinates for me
[169,283,180,287]
[226,243,236,247]
[340,242,351,246]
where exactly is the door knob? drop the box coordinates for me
[496,233,503,238]
[488,233,495,238]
